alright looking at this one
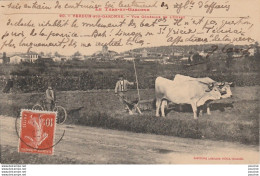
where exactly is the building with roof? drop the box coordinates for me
[9,55,25,64]
[92,45,119,60]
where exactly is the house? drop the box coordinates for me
[0,58,3,64]
[248,48,255,56]
[123,57,135,61]
[141,49,148,57]
[179,57,189,61]
[9,55,23,64]
[173,52,183,57]
[53,57,61,62]
[53,56,64,62]
[142,58,160,62]
[28,52,39,62]
[108,50,118,57]
[92,46,119,60]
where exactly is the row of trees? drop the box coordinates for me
[1,68,259,93]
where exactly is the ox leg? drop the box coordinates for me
[206,104,211,115]
[155,99,161,117]
[191,103,198,119]
[203,102,211,115]
[199,105,206,117]
[199,107,203,117]
[161,100,167,117]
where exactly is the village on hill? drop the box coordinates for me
[1,43,257,65]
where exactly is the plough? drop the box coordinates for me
[117,59,154,115]
[117,94,154,115]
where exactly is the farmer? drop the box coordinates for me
[45,85,55,111]
[115,75,135,113]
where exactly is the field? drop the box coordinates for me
[1,53,259,164]
[0,86,259,145]
[1,52,259,151]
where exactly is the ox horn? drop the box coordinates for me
[228,82,234,86]
[216,82,224,86]
[208,83,214,90]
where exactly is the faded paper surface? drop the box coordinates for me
[0,0,259,164]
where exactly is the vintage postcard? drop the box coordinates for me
[0,0,259,164]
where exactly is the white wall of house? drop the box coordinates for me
[180,57,189,61]
[124,57,135,61]
[248,48,255,56]
[29,54,39,62]
[53,57,62,62]
[10,56,22,64]
[174,52,183,57]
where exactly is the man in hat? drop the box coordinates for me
[115,75,135,113]
[45,85,55,111]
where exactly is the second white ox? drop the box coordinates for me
[155,76,223,119]
[173,74,233,99]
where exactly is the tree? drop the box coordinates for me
[39,52,44,56]
[54,51,61,57]
[226,51,233,68]
[254,42,260,60]
[73,51,82,57]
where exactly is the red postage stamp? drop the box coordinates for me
[18,109,56,155]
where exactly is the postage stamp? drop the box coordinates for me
[18,109,57,155]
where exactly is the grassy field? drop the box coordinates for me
[0,86,259,145]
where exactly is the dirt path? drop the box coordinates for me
[1,115,258,164]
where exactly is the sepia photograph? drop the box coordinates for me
[0,0,259,168]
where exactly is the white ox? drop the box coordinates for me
[173,74,233,99]
[155,77,223,119]
[172,74,233,116]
